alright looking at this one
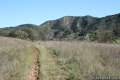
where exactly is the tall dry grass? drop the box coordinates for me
[39,41,120,80]
[0,37,33,80]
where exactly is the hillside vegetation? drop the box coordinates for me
[0,13,120,43]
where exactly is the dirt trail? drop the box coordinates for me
[27,47,39,80]
[26,44,64,80]
[37,45,64,80]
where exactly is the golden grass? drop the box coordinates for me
[1,37,120,80]
[35,44,65,80]
[0,37,33,80]
[38,41,120,80]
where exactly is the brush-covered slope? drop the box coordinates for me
[0,37,34,80]
[0,24,40,40]
[39,16,99,40]
[39,14,120,42]
[0,13,120,42]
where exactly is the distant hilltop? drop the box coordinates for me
[0,13,120,43]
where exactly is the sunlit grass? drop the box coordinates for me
[0,37,33,80]
[39,41,120,80]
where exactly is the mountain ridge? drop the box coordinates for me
[0,13,120,43]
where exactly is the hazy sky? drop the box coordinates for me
[0,0,120,27]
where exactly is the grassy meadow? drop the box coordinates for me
[39,41,120,80]
[0,37,34,80]
[0,36,120,80]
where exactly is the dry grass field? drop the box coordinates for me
[0,37,34,80]
[0,37,120,80]
[39,41,120,80]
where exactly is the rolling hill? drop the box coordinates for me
[0,13,120,43]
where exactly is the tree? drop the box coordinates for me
[9,30,29,39]
[85,32,97,41]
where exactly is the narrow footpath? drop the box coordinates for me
[37,45,64,80]
[27,47,40,80]
[27,44,64,80]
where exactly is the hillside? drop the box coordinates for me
[0,13,120,43]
